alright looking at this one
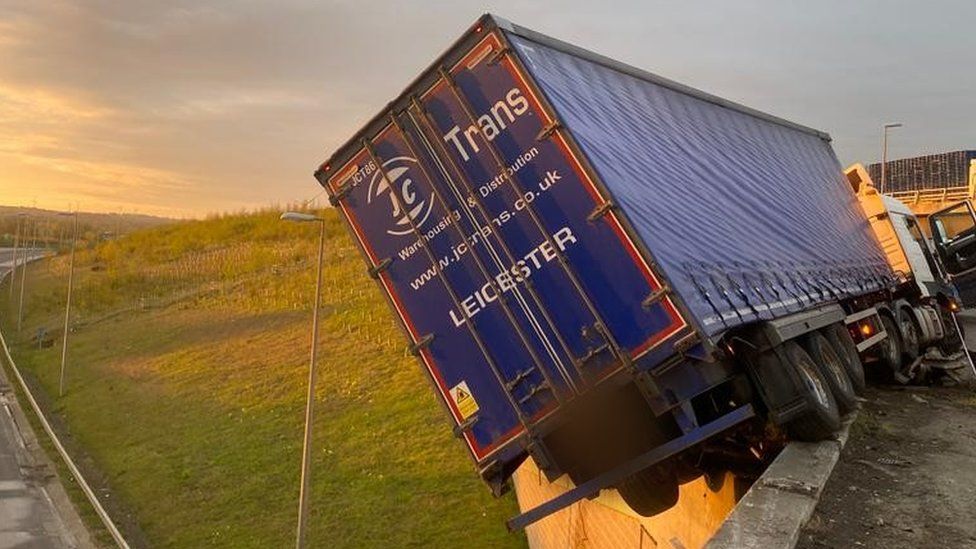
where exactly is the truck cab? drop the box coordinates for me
[847,164,958,299]
[846,164,966,370]
[847,161,976,309]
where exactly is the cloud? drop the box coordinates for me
[0,1,353,217]
[0,1,973,217]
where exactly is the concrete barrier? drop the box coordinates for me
[705,416,854,549]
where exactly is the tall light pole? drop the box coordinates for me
[880,122,903,194]
[17,218,36,332]
[8,213,24,300]
[59,211,78,397]
[280,211,326,549]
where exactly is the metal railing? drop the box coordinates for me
[0,260,130,548]
[888,185,970,205]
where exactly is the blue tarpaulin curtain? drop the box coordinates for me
[509,33,893,339]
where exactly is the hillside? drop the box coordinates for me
[0,209,524,547]
[0,206,172,248]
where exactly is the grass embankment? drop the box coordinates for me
[0,210,524,548]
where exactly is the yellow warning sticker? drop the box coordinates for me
[450,381,479,420]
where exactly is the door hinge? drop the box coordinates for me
[673,331,700,355]
[452,415,478,438]
[329,182,352,206]
[368,257,393,279]
[587,200,615,222]
[487,45,511,66]
[642,285,671,309]
[409,333,435,356]
[535,121,562,142]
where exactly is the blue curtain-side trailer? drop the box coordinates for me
[313,14,957,531]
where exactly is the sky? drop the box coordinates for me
[0,1,973,218]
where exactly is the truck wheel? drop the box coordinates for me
[803,333,857,414]
[783,341,841,441]
[704,469,726,493]
[823,323,866,395]
[898,310,920,363]
[615,467,679,517]
[878,315,904,374]
[673,456,703,485]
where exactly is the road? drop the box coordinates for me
[0,387,83,548]
[0,250,90,548]
[797,385,976,549]
[0,249,16,283]
[798,315,976,549]
[0,248,46,284]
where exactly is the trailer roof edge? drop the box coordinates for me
[316,13,834,188]
[491,14,833,143]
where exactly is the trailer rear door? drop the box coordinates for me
[321,30,686,464]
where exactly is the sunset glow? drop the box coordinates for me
[1,2,973,218]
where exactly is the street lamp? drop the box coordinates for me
[17,218,37,332]
[280,210,326,549]
[58,211,78,397]
[8,213,25,300]
[880,122,903,194]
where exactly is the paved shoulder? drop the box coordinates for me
[0,373,92,548]
[797,386,976,548]
[0,253,92,547]
[0,387,76,548]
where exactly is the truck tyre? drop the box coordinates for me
[878,314,904,375]
[615,467,679,517]
[783,341,841,441]
[802,333,857,415]
[704,469,726,493]
[823,323,866,395]
[898,309,921,363]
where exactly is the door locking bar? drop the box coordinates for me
[505,367,536,391]
[579,342,610,365]
[517,382,551,406]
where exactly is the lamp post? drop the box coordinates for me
[17,218,36,332]
[8,213,24,300]
[280,211,326,549]
[58,211,78,397]
[880,122,903,194]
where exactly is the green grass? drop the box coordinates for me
[0,209,525,548]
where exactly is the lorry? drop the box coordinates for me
[850,164,969,379]
[312,14,966,531]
